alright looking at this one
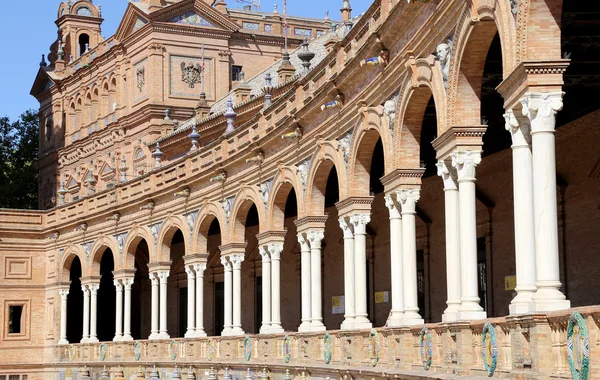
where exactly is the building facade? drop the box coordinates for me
[2,0,600,379]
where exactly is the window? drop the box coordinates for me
[8,305,23,334]
[231,65,243,82]
[79,34,90,57]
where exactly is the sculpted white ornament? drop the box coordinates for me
[436,40,453,88]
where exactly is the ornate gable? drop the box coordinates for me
[114,3,152,41]
[150,0,239,33]
[65,175,81,194]
[99,161,116,181]
[167,11,216,28]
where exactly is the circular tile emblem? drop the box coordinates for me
[482,322,498,377]
[133,341,142,361]
[323,332,333,364]
[99,343,107,361]
[369,329,380,367]
[419,327,432,371]
[206,340,215,361]
[282,335,292,363]
[169,340,178,360]
[243,335,253,361]
[567,311,590,380]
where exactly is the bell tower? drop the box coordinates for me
[56,1,103,64]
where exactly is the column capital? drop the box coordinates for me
[451,150,481,182]
[220,256,232,270]
[504,109,532,148]
[297,232,310,250]
[88,283,100,293]
[268,243,284,260]
[397,188,420,214]
[338,216,354,238]
[185,265,196,279]
[230,254,244,270]
[384,193,402,218]
[59,289,70,298]
[122,278,134,289]
[520,91,564,134]
[150,272,159,286]
[259,246,271,261]
[350,213,370,234]
[436,160,458,190]
[113,279,124,290]
[306,230,325,249]
[156,270,170,283]
[82,284,90,294]
[193,262,207,275]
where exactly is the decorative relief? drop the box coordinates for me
[482,322,498,376]
[259,179,273,210]
[133,341,142,361]
[99,343,107,361]
[206,339,216,360]
[436,38,453,88]
[185,210,199,239]
[181,62,203,88]
[323,332,333,364]
[369,329,380,367]
[282,335,292,363]
[82,242,93,262]
[383,92,399,130]
[222,197,235,222]
[338,132,353,167]
[510,0,518,16]
[169,340,179,360]
[149,221,163,251]
[136,66,145,92]
[169,11,215,28]
[242,22,260,31]
[294,28,312,37]
[567,311,589,380]
[114,232,127,258]
[297,158,311,191]
[243,335,253,361]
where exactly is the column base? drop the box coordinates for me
[194,330,207,338]
[221,327,233,336]
[148,332,159,340]
[259,324,272,334]
[87,337,99,343]
[442,302,461,322]
[353,316,372,330]
[58,338,69,345]
[185,330,196,338]
[113,335,123,342]
[531,284,570,312]
[403,310,423,325]
[458,310,487,321]
[301,320,326,332]
[442,313,459,322]
[340,317,355,330]
[80,338,89,344]
[229,327,245,336]
[298,321,313,332]
[158,332,170,339]
[269,323,284,334]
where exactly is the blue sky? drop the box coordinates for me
[0,0,371,121]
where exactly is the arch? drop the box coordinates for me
[521,0,563,61]
[348,126,385,197]
[305,151,348,215]
[58,245,86,283]
[192,202,228,254]
[88,236,120,276]
[156,216,190,263]
[123,226,155,270]
[447,1,515,128]
[395,85,436,169]
[268,166,304,229]
[229,186,265,241]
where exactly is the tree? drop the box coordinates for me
[0,110,39,209]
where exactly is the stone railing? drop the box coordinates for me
[53,306,600,379]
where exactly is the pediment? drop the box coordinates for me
[150,0,239,33]
[65,176,81,193]
[99,161,115,180]
[114,3,152,41]
[30,68,58,99]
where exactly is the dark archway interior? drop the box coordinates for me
[285,188,298,218]
[132,240,150,340]
[97,250,115,342]
[324,166,339,208]
[481,33,510,157]
[169,230,185,338]
[368,138,385,325]
[559,2,600,126]
[66,257,83,343]
[207,218,224,336]
[78,33,89,56]
[420,97,438,178]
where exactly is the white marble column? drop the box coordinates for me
[149,273,159,340]
[269,243,284,333]
[193,263,207,337]
[58,289,69,345]
[259,246,272,334]
[231,254,245,335]
[157,270,170,339]
[521,92,570,312]
[437,161,462,322]
[221,257,233,336]
[307,230,326,331]
[122,278,134,341]
[297,233,312,332]
[350,213,372,329]
[452,150,487,320]
[81,285,90,343]
[398,189,424,325]
[384,194,404,327]
[339,217,356,330]
[185,266,196,338]
[88,283,100,343]
[505,110,538,315]
[113,279,124,341]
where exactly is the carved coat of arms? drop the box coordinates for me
[181,62,202,88]
[136,66,145,92]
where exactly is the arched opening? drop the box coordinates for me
[97,249,116,342]
[239,202,259,333]
[321,165,340,330]
[202,217,223,336]
[78,33,89,57]
[130,239,151,340]
[66,256,83,343]
[166,229,186,338]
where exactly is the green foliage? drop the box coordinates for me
[0,110,39,209]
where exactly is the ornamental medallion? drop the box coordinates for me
[369,329,380,367]
[323,332,333,364]
[169,340,179,360]
[419,327,432,371]
[181,62,202,88]
[133,341,142,361]
[243,335,253,361]
[99,343,107,361]
[282,335,292,363]
[567,311,590,380]
[482,322,498,376]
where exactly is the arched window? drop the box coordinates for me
[79,34,89,57]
